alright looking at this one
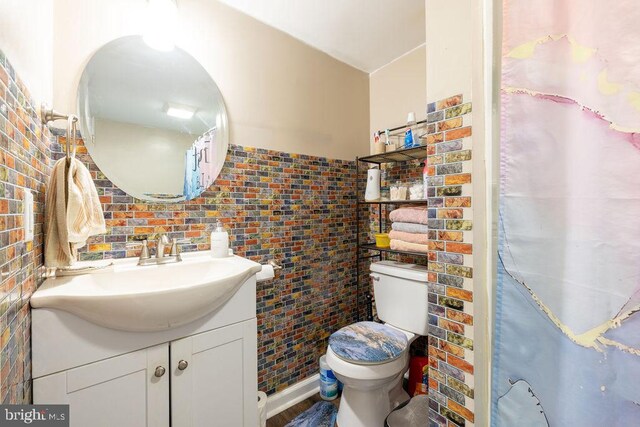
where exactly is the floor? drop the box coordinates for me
[266,394,340,427]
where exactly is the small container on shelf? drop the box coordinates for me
[390,182,408,201]
[374,233,390,248]
[385,140,398,153]
[374,142,386,154]
[409,181,424,200]
[373,131,386,155]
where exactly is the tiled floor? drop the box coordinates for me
[266,394,340,427]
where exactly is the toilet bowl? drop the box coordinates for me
[326,325,416,427]
[326,261,428,427]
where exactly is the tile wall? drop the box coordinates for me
[51,131,359,394]
[0,52,52,403]
[424,95,475,427]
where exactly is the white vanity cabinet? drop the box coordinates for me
[34,344,170,427]
[31,270,259,427]
[171,320,258,426]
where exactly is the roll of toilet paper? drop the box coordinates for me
[257,391,267,427]
[256,264,275,282]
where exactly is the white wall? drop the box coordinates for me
[93,118,194,198]
[369,45,427,153]
[425,0,473,101]
[0,0,53,104]
[52,0,370,161]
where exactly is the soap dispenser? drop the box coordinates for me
[210,220,229,258]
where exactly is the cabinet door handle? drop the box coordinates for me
[154,366,166,377]
[178,360,189,371]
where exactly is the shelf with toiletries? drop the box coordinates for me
[359,145,428,165]
[371,111,429,158]
[355,114,428,322]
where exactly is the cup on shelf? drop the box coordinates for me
[374,233,390,248]
[374,141,386,154]
[385,141,397,153]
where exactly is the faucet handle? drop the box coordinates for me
[126,239,150,260]
[170,238,191,256]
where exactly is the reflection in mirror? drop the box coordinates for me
[77,35,228,202]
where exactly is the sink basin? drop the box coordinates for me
[30,252,262,332]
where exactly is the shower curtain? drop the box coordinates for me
[492,1,640,425]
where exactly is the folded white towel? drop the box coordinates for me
[45,157,106,268]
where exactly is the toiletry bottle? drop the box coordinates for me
[404,128,414,148]
[405,112,416,148]
[210,220,229,258]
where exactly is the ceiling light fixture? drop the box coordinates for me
[143,0,178,52]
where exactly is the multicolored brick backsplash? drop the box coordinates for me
[51,130,359,394]
[424,95,474,427]
[0,51,52,403]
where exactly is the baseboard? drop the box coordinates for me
[266,374,320,419]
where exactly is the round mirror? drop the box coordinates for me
[77,35,228,202]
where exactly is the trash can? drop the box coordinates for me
[385,394,429,427]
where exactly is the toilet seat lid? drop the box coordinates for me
[328,321,408,365]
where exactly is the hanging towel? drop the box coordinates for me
[389,207,429,225]
[391,222,430,234]
[45,157,106,268]
[390,239,429,254]
[389,230,430,245]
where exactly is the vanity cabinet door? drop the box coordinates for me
[33,343,169,427]
[171,319,258,427]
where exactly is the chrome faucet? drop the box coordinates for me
[127,235,190,266]
[134,234,190,266]
[156,234,171,259]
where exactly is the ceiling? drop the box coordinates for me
[216,0,426,73]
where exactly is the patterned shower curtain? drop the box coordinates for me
[492,1,640,425]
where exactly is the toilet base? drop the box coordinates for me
[337,383,391,427]
[388,375,410,408]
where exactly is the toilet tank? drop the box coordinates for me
[370,261,429,335]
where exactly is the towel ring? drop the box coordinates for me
[66,115,78,160]
[40,104,79,161]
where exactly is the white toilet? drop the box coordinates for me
[326,261,428,427]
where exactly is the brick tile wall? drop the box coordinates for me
[424,95,474,427]
[0,51,52,403]
[51,131,359,394]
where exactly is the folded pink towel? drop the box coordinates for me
[389,207,428,225]
[389,230,429,245]
[390,239,429,254]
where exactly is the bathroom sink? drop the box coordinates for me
[30,252,262,332]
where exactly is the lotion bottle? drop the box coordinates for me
[210,220,229,258]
